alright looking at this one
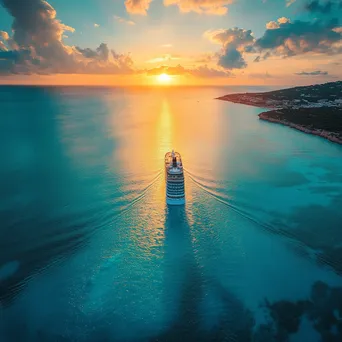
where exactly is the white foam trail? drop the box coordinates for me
[184,168,326,269]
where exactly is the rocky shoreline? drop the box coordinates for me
[259,112,342,145]
[217,81,342,146]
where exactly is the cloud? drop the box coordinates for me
[190,65,231,77]
[304,0,332,13]
[146,54,181,63]
[124,0,233,15]
[125,0,153,15]
[195,53,215,63]
[146,64,186,76]
[114,15,136,25]
[266,21,280,30]
[74,44,134,73]
[255,18,342,58]
[164,0,233,15]
[248,71,273,79]
[303,0,342,13]
[207,16,342,71]
[94,23,100,28]
[266,17,291,30]
[0,30,17,52]
[0,31,9,51]
[0,0,135,75]
[218,45,247,69]
[0,49,32,74]
[205,28,255,69]
[295,70,328,75]
[0,31,9,41]
[161,44,173,48]
[286,0,297,7]
[146,64,230,77]
[205,28,255,46]
[76,44,110,60]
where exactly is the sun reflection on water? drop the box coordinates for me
[157,99,173,160]
[114,96,180,257]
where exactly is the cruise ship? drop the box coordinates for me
[165,150,185,205]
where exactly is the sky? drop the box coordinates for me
[0,0,341,86]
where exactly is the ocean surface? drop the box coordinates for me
[0,86,342,342]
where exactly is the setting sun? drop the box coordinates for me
[158,73,171,84]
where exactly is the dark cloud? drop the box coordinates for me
[206,28,255,46]
[255,18,342,58]
[205,28,255,70]
[304,0,342,13]
[0,0,135,75]
[206,17,342,70]
[305,0,333,13]
[295,70,329,75]
[76,43,110,62]
[218,46,246,69]
[75,47,99,60]
[146,64,230,77]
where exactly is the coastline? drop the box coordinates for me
[217,93,342,146]
[258,112,342,145]
[216,95,276,109]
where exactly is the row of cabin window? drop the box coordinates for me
[167,187,185,192]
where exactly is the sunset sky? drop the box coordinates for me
[0,0,341,85]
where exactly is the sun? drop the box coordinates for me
[158,73,171,83]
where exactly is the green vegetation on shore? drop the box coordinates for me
[218,81,342,108]
[259,107,342,132]
[218,81,342,145]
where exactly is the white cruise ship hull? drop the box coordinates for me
[165,151,185,206]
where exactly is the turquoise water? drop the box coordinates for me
[0,86,342,341]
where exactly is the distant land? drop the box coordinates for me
[217,81,342,145]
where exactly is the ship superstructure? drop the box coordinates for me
[164,150,185,205]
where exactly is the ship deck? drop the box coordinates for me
[165,151,183,175]
[165,151,182,168]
